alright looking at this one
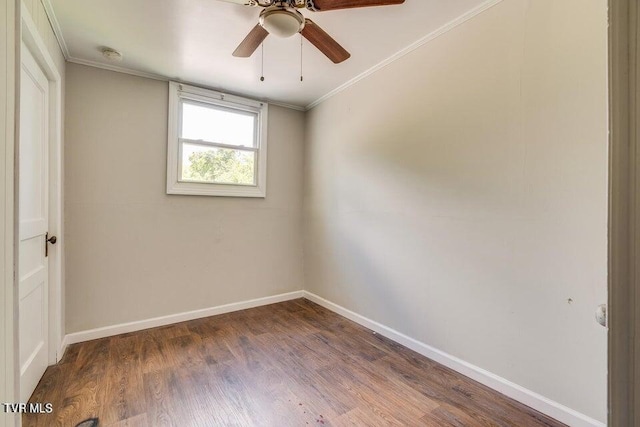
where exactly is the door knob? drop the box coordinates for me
[45,232,57,257]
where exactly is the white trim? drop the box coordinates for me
[1,0,18,422]
[40,0,70,60]
[41,0,501,112]
[21,3,64,366]
[302,291,606,427]
[57,286,604,427]
[57,334,67,362]
[166,81,268,198]
[305,0,505,110]
[66,58,308,112]
[265,100,305,112]
[67,57,167,82]
[179,84,264,109]
[63,291,305,346]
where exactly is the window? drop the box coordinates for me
[167,82,268,197]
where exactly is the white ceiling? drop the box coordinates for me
[47,0,489,108]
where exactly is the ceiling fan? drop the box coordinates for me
[221,0,405,64]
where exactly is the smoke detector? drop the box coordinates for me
[101,47,123,62]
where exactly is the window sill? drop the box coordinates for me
[167,181,266,198]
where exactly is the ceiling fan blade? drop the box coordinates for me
[233,25,269,58]
[301,19,350,64]
[307,0,404,11]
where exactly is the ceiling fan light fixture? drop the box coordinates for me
[259,9,304,38]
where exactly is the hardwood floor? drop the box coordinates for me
[24,299,565,427]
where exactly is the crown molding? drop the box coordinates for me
[41,0,503,112]
[40,0,70,59]
[67,57,169,81]
[305,0,504,110]
[67,58,307,111]
[40,0,307,111]
[264,100,306,112]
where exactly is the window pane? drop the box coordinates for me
[181,143,255,185]
[181,101,256,147]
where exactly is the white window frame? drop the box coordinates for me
[167,81,268,197]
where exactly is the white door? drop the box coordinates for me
[19,42,50,402]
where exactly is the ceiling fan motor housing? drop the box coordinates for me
[259,7,305,38]
[233,0,405,62]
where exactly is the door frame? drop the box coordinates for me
[19,3,63,366]
[1,0,18,425]
[608,0,640,425]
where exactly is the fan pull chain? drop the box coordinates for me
[260,43,265,82]
[300,35,304,82]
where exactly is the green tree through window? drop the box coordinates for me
[183,147,255,185]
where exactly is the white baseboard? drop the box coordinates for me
[59,289,604,427]
[63,290,305,346]
[57,335,68,363]
[302,291,605,427]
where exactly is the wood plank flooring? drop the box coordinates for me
[24,299,565,427]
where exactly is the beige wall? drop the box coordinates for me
[303,0,608,422]
[64,63,305,333]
